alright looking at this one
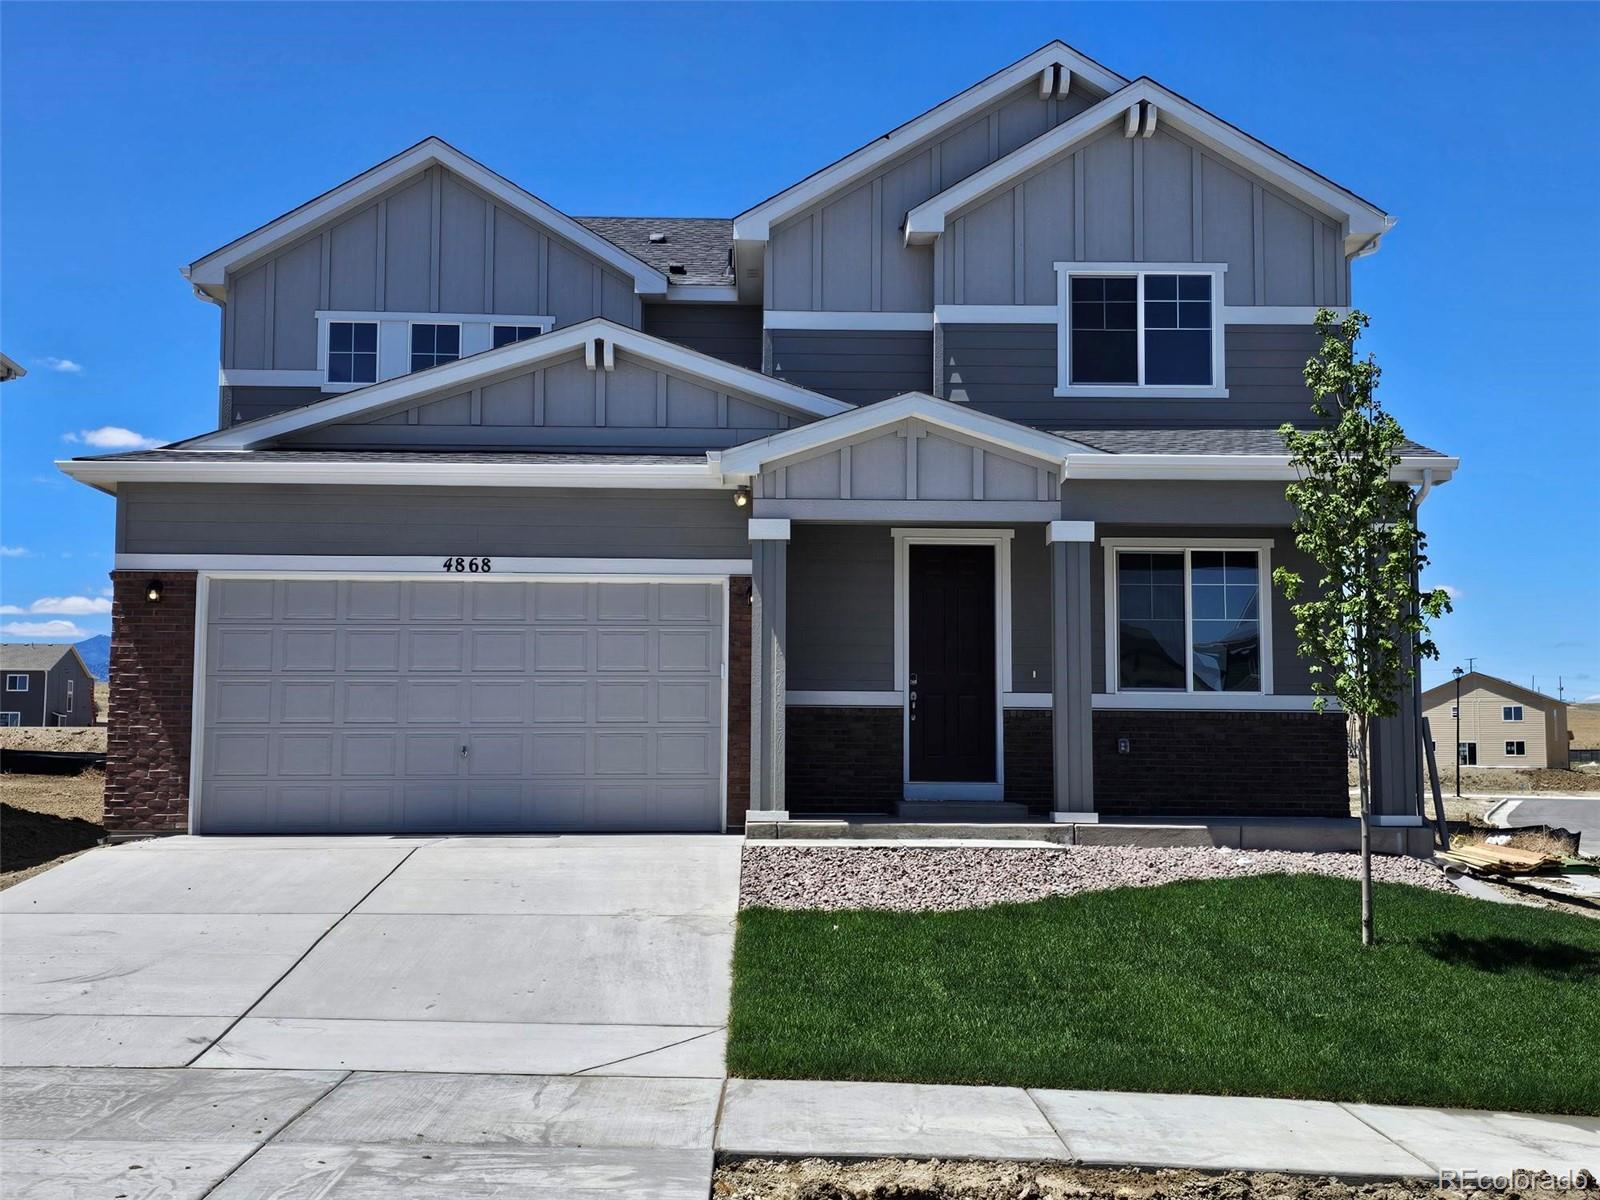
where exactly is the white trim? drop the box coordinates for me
[893,528,1012,795]
[746,518,792,542]
[934,305,1058,325]
[187,571,209,833]
[1092,693,1338,712]
[0,712,21,727]
[186,318,850,450]
[763,310,933,331]
[787,690,902,708]
[1062,452,1457,485]
[1369,814,1425,828]
[734,42,1125,241]
[1101,537,1275,698]
[1046,520,1095,544]
[116,555,753,576]
[1054,263,1228,398]
[4,673,31,692]
[1002,692,1053,709]
[186,137,669,297]
[218,368,324,388]
[904,78,1390,254]
[1222,306,1351,325]
[314,310,554,393]
[745,809,791,821]
[665,284,741,304]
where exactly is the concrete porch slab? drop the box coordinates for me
[1343,1102,1600,1174]
[0,1013,233,1068]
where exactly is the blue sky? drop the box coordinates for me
[2,2,1596,698]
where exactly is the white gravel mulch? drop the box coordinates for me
[739,843,1450,912]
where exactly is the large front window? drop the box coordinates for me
[1056,264,1225,395]
[1112,546,1267,693]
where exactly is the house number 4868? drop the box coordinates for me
[442,557,492,573]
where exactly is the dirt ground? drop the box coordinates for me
[0,767,106,889]
[712,1159,1593,1200]
[1567,703,1600,752]
[1348,759,1600,798]
[0,724,108,752]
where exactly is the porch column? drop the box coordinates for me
[748,519,791,820]
[1048,521,1096,820]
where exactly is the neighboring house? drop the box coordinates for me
[60,42,1457,837]
[0,644,94,728]
[1420,672,1570,771]
[0,353,25,382]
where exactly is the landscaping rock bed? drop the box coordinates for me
[740,844,1450,912]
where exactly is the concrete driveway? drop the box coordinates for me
[0,833,740,1197]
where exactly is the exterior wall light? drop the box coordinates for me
[145,579,163,603]
[733,486,751,508]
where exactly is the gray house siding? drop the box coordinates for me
[641,303,762,371]
[768,330,934,405]
[116,485,750,560]
[221,385,325,426]
[45,656,94,726]
[2,671,45,726]
[942,323,1321,428]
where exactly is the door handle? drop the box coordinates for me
[460,744,469,758]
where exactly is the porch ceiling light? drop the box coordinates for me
[733,485,750,508]
[145,579,163,603]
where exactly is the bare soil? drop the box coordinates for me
[0,767,106,889]
[712,1159,1593,1200]
[1567,702,1600,751]
[1348,760,1600,797]
[0,725,107,752]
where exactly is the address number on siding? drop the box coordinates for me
[441,557,493,573]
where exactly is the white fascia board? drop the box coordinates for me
[186,137,669,297]
[764,310,934,331]
[718,391,1096,476]
[732,42,1125,242]
[57,456,726,495]
[664,284,741,303]
[1063,452,1457,484]
[187,318,850,449]
[905,78,1390,250]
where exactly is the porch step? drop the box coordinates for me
[895,801,1032,822]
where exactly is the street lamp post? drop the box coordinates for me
[1452,666,1464,798]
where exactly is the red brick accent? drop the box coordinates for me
[105,571,197,834]
[725,575,752,831]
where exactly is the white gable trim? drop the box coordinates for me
[905,79,1392,255]
[732,42,1125,242]
[185,137,669,298]
[717,392,1096,478]
[186,318,852,450]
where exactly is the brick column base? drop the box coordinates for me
[105,571,198,835]
[725,575,752,832]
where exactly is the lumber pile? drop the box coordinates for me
[1436,843,1562,876]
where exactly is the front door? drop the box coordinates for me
[908,544,996,782]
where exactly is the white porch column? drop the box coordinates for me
[1048,520,1096,820]
[748,519,791,820]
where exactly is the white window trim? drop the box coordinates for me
[1102,536,1275,698]
[1502,705,1524,722]
[892,528,1013,799]
[1504,740,1527,757]
[1459,742,1477,765]
[64,679,74,712]
[0,712,20,726]
[314,310,555,393]
[5,674,30,692]
[1054,263,1228,399]
[407,320,464,373]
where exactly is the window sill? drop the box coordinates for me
[1093,693,1339,712]
[1054,385,1230,399]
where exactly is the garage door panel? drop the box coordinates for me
[199,579,723,833]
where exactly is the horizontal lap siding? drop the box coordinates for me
[768,330,934,406]
[642,304,763,372]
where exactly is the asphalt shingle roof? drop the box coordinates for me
[575,217,733,286]
[0,643,78,671]
[1051,428,1448,457]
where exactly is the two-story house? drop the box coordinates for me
[62,42,1455,842]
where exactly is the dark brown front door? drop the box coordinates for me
[908,544,996,782]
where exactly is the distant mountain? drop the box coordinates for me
[75,634,110,680]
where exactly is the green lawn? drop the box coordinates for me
[728,875,1600,1115]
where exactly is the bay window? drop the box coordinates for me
[1055,263,1227,397]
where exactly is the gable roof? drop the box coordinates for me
[576,217,733,286]
[0,353,25,382]
[1420,671,1565,713]
[906,78,1392,256]
[732,41,1126,243]
[1,642,85,673]
[181,317,852,451]
[185,138,670,300]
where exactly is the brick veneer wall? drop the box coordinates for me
[105,571,198,835]
[1003,708,1054,813]
[725,575,752,831]
[786,706,902,815]
[1092,709,1348,818]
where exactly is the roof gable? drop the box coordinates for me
[186,138,669,299]
[905,79,1392,256]
[0,643,84,673]
[1420,671,1564,712]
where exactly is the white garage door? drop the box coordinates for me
[197,577,725,833]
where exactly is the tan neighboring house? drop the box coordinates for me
[1420,671,1569,770]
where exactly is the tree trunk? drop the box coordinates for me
[1356,715,1374,947]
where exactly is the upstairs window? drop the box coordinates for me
[410,323,460,372]
[328,321,377,384]
[5,674,30,692]
[1056,265,1225,396]
[1503,705,1524,722]
[65,679,74,712]
[492,325,542,349]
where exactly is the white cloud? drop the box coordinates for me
[27,595,113,616]
[1,619,89,638]
[63,426,162,451]
[39,356,84,374]
[0,605,22,615]
[1433,583,1462,600]
[0,546,26,558]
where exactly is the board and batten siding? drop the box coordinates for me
[768,330,935,406]
[116,485,750,561]
[1422,684,1567,770]
[765,83,1101,313]
[939,126,1348,308]
[224,165,639,374]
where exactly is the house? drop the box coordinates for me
[0,353,25,382]
[59,42,1457,839]
[1421,672,1570,771]
[1,644,94,728]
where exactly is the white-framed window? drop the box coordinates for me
[5,674,29,692]
[492,324,543,349]
[1459,742,1477,765]
[65,679,74,712]
[1505,740,1527,757]
[1103,538,1274,695]
[327,321,379,385]
[314,311,555,393]
[409,323,461,372]
[0,712,19,727]
[1450,705,1458,717]
[1503,705,1524,722]
[1055,263,1228,398]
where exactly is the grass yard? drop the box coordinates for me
[728,875,1600,1115]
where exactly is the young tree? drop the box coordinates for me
[1276,310,1452,947]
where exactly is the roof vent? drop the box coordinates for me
[668,263,687,275]
[648,231,668,244]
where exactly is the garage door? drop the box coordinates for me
[197,578,724,833]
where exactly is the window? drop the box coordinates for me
[410,323,460,371]
[0,713,19,727]
[1450,706,1458,718]
[1503,705,1524,722]
[328,322,377,384]
[1112,546,1266,694]
[5,674,29,692]
[1459,742,1477,765]
[1505,740,1527,757]
[492,325,542,349]
[65,680,74,712]
[1058,265,1223,395]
